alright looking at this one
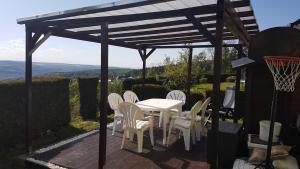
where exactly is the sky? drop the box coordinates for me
[0,0,299,68]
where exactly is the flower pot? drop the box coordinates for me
[259,120,282,142]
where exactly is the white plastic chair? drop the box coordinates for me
[159,90,186,127]
[194,97,211,141]
[108,93,124,135]
[119,102,154,153]
[123,90,140,103]
[167,100,204,151]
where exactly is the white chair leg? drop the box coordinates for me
[191,126,196,145]
[149,126,154,146]
[159,112,163,128]
[167,119,174,146]
[195,124,201,141]
[130,131,134,141]
[137,130,144,153]
[121,129,126,149]
[182,129,190,151]
[112,116,117,135]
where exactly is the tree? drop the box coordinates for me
[163,48,210,89]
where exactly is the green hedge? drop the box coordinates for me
[123,77,164,91]
[132,84,168,100]
[0,77,70,147]
[185,91,205,110]
[203,73,236,83]
[78,77,98,119]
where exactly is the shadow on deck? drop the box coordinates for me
[26,117,210,169]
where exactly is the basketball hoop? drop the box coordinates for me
[264,56,300,92]
[257,56,300,169]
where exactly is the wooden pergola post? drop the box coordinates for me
[186,47,193,108]
[99,22,109,169]
[211,0,225,168]
[25,25,33,154]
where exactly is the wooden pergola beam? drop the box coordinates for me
[223,0,250,46]
[137,36,235,47]
[30,26,139,49]
[60,10,254,30]
[109,25,257,39]
[29,32,52,55]
[146,44,241,49]
[186,15,216,45]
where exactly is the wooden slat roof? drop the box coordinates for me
[17,0,259,49]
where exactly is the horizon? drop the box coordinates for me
[0,0,299,68]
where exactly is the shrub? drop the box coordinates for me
[226,76,236,82]
[199,77,208,83]
[185,91,205,110]
[122,77,163,90]
[0,77,70,147]
[70,80,80,115]
[109,80,123,94]
[132,84,168,100]
[203,73,236,83]
[78,77,98,119]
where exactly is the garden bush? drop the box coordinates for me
[199,77,208,83]
[78,77,98,119]
[108,80,123,94]
[203,73,236,83]
[185,91,205,110]
[132,84,168,100]
[122,77,163,90]
[0,77,70,147]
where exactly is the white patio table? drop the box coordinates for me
[136,98,183,145]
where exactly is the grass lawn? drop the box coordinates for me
[0,114,113,169]
[191,82,245,96]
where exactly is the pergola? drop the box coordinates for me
[17,0,259,168]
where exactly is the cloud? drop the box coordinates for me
[0,38,64,61]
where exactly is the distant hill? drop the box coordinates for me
[0,60,133,80]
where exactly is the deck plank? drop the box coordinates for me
[31,117,210,169]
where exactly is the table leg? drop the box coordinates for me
[163,111,170,145]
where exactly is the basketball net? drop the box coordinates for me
[264,56,300,92]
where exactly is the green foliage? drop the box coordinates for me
[132,84,168,100]
[163,49,212,90]
[185,91,205,110]
[78,77,98,119]
[108,80,123,94]
[202,73,236,83]
[0,77,70,147]
[69,80,80,115]
[122,77,163,90]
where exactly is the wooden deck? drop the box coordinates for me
[26,118,210,169]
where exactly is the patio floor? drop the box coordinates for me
[26,117,210,169]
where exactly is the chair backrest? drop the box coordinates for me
[199,97,211,124]
[166,90,186,105]
[108,93,124,111]
[123,90,139,103]
[189,100,203,123]
[190,97,211,124]
[223,86,235,109]
[118,102,144,130]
